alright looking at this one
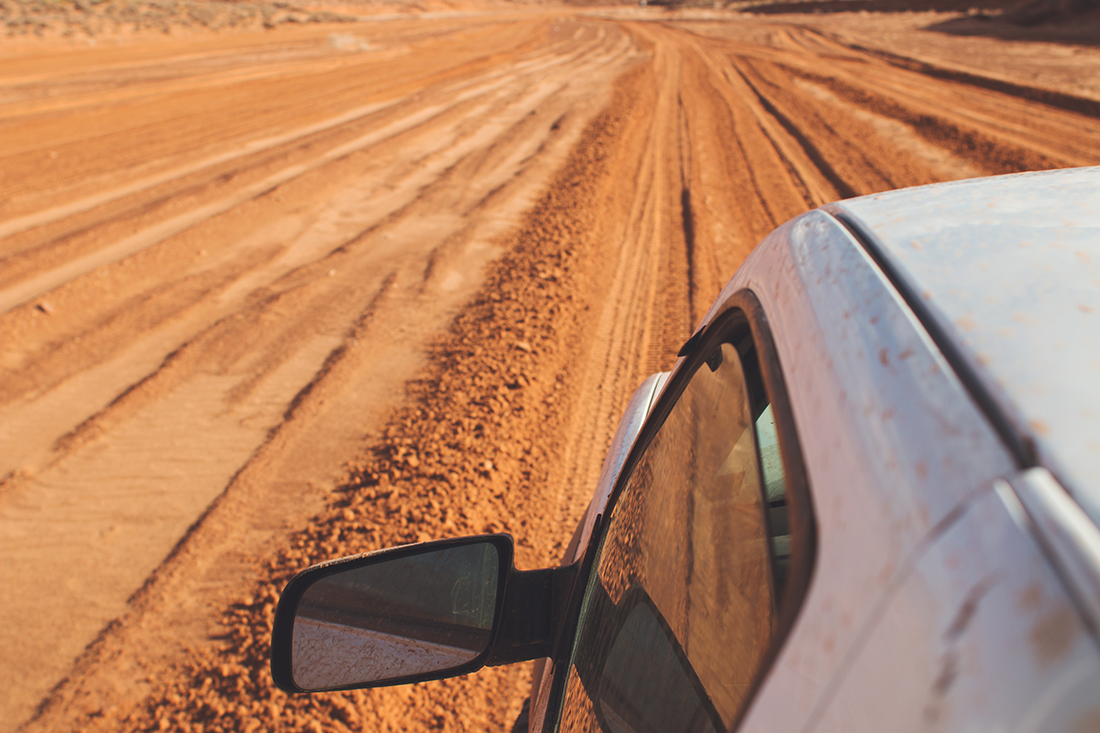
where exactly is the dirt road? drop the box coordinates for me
[3,8,1100,733]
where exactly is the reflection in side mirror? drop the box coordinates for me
[271,537,511,692]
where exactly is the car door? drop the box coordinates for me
[542,293,817,733]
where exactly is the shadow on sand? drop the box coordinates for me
[742,0,1013,14]
[742,0,1100,47]
[923,11,1100,47]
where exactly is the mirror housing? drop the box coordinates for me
[270,534,578,693]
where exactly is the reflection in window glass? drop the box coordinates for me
[598,600,719,733]
[755,405,790,603]
[562,338,792,733]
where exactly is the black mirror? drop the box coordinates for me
[271,536,513,692]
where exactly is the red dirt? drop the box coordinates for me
[3,6,1100,732]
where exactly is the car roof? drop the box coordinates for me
[825,167,1100,527]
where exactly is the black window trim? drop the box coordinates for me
[539,288,818,733]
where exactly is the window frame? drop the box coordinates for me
[543,289,817,733]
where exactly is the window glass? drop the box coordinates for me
[756,405,790,602]
[559,333,796,733]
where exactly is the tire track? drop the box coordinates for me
[0,23,598,265]
[0,20,550,215]
[789,24,1100,119]
[21,49,651,733]
[0,30,630,313]
[735,27,1100,171]
[779,61,1091,174]
[0,18,639,730]
[0,26,634,412]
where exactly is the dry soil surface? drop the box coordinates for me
[3,7,1100,733]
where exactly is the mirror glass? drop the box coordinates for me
[291,541,500,690]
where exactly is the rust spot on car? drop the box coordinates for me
[1029,420,1050,437]
[1029,604,1077,667]
[1074,708,1100,733]
[1078,304,1095,314]
[924,577,998,722]
[945,577,996,642]
[879,348,889,366]
[931,651,957,697]
[923,650,958,723]
[1016,583,1042,611]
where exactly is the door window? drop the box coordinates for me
[558,318,810,733]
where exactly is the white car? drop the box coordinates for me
[270,167,1100,733]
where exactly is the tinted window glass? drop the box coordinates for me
[560,333,797,733]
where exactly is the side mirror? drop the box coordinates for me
[271,536,513,692]
[271,534,581,693]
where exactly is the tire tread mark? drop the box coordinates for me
[732,60,859,199]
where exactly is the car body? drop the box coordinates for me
[271,167,1100,733]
